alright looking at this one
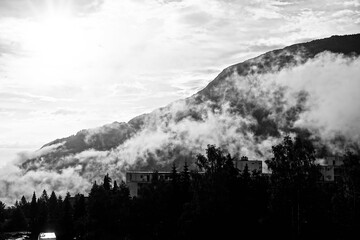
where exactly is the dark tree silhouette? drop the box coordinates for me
[103,173,112,191]
[0,201,5,231]
[266,135,321,239]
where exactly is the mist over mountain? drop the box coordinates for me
[1,34,360,204]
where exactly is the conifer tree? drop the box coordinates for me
[30,192,38,237]
[103,173,112,191]
[241,164,251,183]
[171,163,178,183]
[113,180,119,193]
[20,196,27,206]
[48,191,58,230]
[7,206,27,231]
[73,194,86,240]
[181,161,190,184]
[119,181,130,199]
[60,192,74,240]
[0,200,5,230]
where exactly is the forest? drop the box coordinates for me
[1,135,360,240]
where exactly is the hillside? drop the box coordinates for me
[18,33,360,182]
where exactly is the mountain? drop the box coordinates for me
[14,33,360,196]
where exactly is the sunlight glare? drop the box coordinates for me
[23,14,86,64]
[16,3,98,86]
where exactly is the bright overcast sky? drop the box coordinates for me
[0,0,359,166]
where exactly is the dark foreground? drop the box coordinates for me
[1,136,360,240]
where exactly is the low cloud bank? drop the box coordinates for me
[1,52,359,204]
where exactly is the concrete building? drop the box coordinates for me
[126,171,172,197]
[234,159,262,174]
[126,160,263,197]
[319,156,344,182]
[320,165,335,182]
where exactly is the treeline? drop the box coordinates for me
[1,136,360,240]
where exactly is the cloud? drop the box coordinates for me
[52,108,80,116]
[0,91,60,103]
[0,163,91,205]
[275,52,360,147]
[0,41,17,56]
[0,0,104,19]
[2,51,360,204]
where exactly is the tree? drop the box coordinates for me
[6,206,27,231]
[103,173,112,191]
[47,191,58,231]
[73,194,86,240]
[265,135,321,238]
[30,192,38,236]
[342,151,360,235]
[113,180,119,193]
[171,163,179,185]
[180,162,190,185]
[266,136,320,186]
[119,181,130,200]
[40,190,49,203]
[20,196,27,206]
[59,192,74,240]
[241,163,251,184]
[196,144,229,175]
[0,200,5,230]
[37,190,49,232]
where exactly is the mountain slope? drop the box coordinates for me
[15,33,360,193]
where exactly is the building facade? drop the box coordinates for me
[126,171,172,197]
[319,156,344,182]
[234,159,262,174]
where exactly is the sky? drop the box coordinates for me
[0,0,359,167]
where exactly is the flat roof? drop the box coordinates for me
[38,232,56,239]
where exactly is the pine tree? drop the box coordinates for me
[20,196,27,206]
[241,164,251,183]
[40,189,49,203]
[0,200,6,229]
[7,207,27,231]
[181,161,190,184]
[37,190,49,232]
[30,192,38,237]
[60,192,74,240]
[18,195,30,221]
[119,181,130,199]
[73,194,86,240]
[48,191,58,231]
[171,163,179,187]
[113,180,119,193]
[103,173,112,191]
[73,194,86,220]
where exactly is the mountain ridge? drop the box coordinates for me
[20,33,360,176]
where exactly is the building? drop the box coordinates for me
[320,165,335,182]
[319,156,344,182]
[38,232,56,240]
[126,171,172,197]
[126,159,264,197]
[234,159,262,174]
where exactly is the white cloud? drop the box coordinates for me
[1,50,360,203]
